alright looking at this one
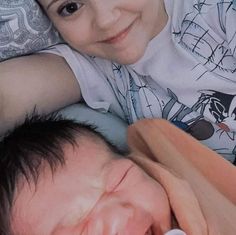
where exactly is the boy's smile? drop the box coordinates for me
[12,135,171,235]
[39,0,168,64]
[98,19,136,45]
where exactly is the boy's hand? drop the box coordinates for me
[0,53,81,135]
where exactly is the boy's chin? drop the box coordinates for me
[113,48,146,65]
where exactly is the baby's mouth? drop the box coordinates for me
[145,226,154,235]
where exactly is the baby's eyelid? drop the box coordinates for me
[109,165,133,192]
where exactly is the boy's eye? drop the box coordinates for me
[58,2,82,16]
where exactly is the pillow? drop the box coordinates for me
[0,0,62,61]
[58,103,129,152]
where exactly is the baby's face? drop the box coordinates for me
[12,136,171,235]
[38,0,167,64]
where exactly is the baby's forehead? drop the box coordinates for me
[54,134,121,177]
[12,140,114,231]
[15,134,113,190]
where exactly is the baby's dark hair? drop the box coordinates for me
[0,113,123,235]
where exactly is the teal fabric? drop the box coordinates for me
[58,104,128,152]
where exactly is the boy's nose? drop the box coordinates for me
[90,0,121,30]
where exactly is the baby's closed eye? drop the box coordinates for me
[105,161,135,192]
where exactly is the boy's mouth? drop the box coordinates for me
[99,20,135,44]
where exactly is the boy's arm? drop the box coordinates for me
[0,53,81,135]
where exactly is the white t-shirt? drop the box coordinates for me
[44,0,236,162]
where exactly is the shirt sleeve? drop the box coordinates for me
[39,44,126,119]
[39,45,110,111]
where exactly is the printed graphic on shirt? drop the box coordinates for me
[109,0,236,162]
[173,0,236,81]
[197,90,236,133]
[111,64,144,123]
[112,59,236,162]
[157,88,236,161]
[162,88,236,161]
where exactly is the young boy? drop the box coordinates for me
[0,0,236,161]
[0,114,187,235]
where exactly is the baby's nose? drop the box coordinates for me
[88,202,134,234]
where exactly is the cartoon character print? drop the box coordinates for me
[196,90,236,139]
[162,89,236,162]
[173,0,236,81]
[112,63,167,124]
[111,58,236,161]
[163,89,236,140]
[115,69,236,144]
[162,89,215,141]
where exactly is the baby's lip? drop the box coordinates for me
[148,223,167,235]
[145,226,154,235]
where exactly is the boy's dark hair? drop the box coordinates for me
[0,113,123,235]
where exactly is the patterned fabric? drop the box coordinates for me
[0,0,62,61]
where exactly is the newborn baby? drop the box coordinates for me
[0,114,185,235]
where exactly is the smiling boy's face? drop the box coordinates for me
[38,0,168,64]
[11,135,171,235]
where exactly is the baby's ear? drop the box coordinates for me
[127,118,236,204]
[129,154,207,235]
[0,0,62,61]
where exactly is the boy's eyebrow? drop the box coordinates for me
[47,0,60,10]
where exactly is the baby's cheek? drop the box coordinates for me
[86,195,139,234]
[132,181,170,215]
[146,185,172,227]
[51,224,84,235]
